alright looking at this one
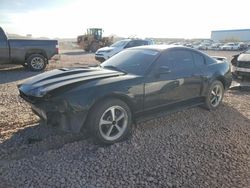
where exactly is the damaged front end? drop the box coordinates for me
[17,67,125,132]
[19,89,88,133]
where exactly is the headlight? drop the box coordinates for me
[30,86,47,97]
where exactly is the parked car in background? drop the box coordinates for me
[231,49,250,78]
[183,43,193,48]
[220,43,239,51]
[0,27,59,71]
[209,43,223,50]
[95,39,154,62]
[19,45,232,144]
[238,42,248,51]
[197,43,211,50]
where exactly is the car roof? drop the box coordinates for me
[120,38,151,42]
[129,45,212,59]
[130,44,194,52]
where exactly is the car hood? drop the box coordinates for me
[18,67,125,98]
[238,53,250,62]
[97,46,114,52]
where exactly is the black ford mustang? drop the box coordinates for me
[18,45,232,144]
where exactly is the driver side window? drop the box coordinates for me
[153,52,174,71]
[125,41,136,48]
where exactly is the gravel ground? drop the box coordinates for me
[0,50,249,187]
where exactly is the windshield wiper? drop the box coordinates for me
[102,65,127,73]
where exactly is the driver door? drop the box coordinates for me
[144,49,203,111]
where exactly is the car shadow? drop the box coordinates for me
[61,50,93,56]
[0,101,249,165]
[0,66,42,84]
[0,122,90,163]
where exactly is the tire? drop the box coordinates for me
[87,98,132,145]
[27,54,47,71]
[204,81,224,110]
[90,42,99,53]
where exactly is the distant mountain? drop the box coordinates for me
[6,33,50,39]
[6,33,29,39]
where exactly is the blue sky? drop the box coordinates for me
[1,0,249,39]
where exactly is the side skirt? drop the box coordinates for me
[135,97,204,124]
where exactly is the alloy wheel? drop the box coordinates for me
[99,105,128,141]
[210,84,223,107]
[31,57,45,70]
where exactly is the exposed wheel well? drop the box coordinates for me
[25,50,48,63]
[216,77,226,89]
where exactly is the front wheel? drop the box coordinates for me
[90,42,99,53]
[87,99,132,144]
[204,81,224,110]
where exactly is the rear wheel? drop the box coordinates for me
[204,81,224,110]
[27,54,47,71]
[87,98,132,144]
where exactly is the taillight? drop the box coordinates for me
[56,44,59,54]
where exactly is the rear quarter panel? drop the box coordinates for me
[201,60,232,96]
[8,39,58,64]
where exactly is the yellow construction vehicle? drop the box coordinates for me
[77,28,113,52]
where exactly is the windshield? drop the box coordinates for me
[101,49,159,75]
[110,40,128,47]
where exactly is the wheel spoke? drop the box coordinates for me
[110,108,116,121]
[215,86,219,95]
[211,90,216,96]
[106,125,114,137]
[216,89,221,97]
[100,119,112,125]
[211,97,217,104]
[116,113,124,122]
[114,124,122,132]
[215,97,218,104]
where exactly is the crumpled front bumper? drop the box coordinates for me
[30,100,88,133]
[231,65,250,74]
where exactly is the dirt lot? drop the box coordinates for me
[0,50,249,187]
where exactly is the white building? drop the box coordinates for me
[211,29,250,42]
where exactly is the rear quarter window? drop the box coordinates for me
[205,56,217,65]
[168,50,195,71]
[192,52,205,67]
